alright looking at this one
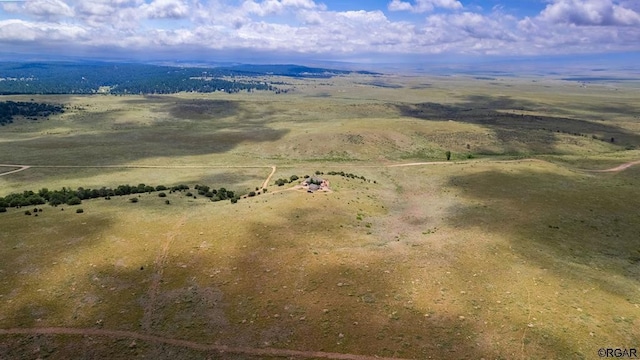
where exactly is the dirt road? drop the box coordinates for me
[262,165,277,189]
[0,164,30,177]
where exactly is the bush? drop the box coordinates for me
[0,207,6,213]
[24,210,31,215]
[156,185,167,191]
[185,192,193,197]
[263,188,267,193]
[248,191,256,197]
[158,192,167,197]
[129,198,139,203]
[66,196,82,205]
[290,175,299,182]
[445,150,451,161]
[230,197,238,204]
[76,208,84,213]
[165,200,170,205]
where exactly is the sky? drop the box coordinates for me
[0,0,639,65]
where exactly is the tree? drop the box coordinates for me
[158,192,167,197]
[446,150,451,161]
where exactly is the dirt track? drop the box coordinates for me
[0,327,412,360]
[0,165,30,177]
[1,158,639,181]
[262,166,277,189]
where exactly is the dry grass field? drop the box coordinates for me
[1,74,639,359]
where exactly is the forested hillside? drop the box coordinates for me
[0,101,64,125]
[0,62,369,95]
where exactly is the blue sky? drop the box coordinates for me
[0,0,639,65]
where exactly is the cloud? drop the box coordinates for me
[141,0,190,19]
[0,19,87,43]
[241,0,324,17]
[0,0,639,61]
[538,0,640,26]
[388,0,462,13]
[23,0,75,19]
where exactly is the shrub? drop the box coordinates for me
[158,192,167,198]
[185,192,193,197]
[230,197,238,204]
[290,175,299,182]
[76,208,84,213]
[25,210,31,215]
[0,207,6,213]
[263,188,267,193]
[66,196,82,205]
[248,191,256,197]
[156,185,168,191]
[129,198,139,203]
[165,200,170,205]
[445,150,451,161]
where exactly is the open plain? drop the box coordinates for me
[1,74,640,359]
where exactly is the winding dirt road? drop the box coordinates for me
[262,165,277,189]
[0,327,411,360]
[0,164,30,177]
[584,159,640,172]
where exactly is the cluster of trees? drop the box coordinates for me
[0,62,277,95]
[274,174,301,186]
[193,184,238,202]
[323,171,376,183]
[0,183,243,212]
[0,101,64,125]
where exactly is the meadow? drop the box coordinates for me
[1,74,639,359]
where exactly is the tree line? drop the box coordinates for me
[0,182,242,211]
[0,62,276,95]
[0,101,65,125]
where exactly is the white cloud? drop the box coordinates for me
[241,0,323,17]
[0,0,639,61]
[0,19,87,42]
[388,0,462,13]
[23,0,75,19]
[538,0,640,26]
[141,0,190,19]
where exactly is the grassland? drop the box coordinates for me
[1,74,639,359]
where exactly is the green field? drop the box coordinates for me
[1,75,639,359]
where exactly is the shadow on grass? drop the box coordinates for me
[0,195,502,359]
[0,126,289,165]
[394,95,640,152]
[0,211,115,329]
[445,167,640,289]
